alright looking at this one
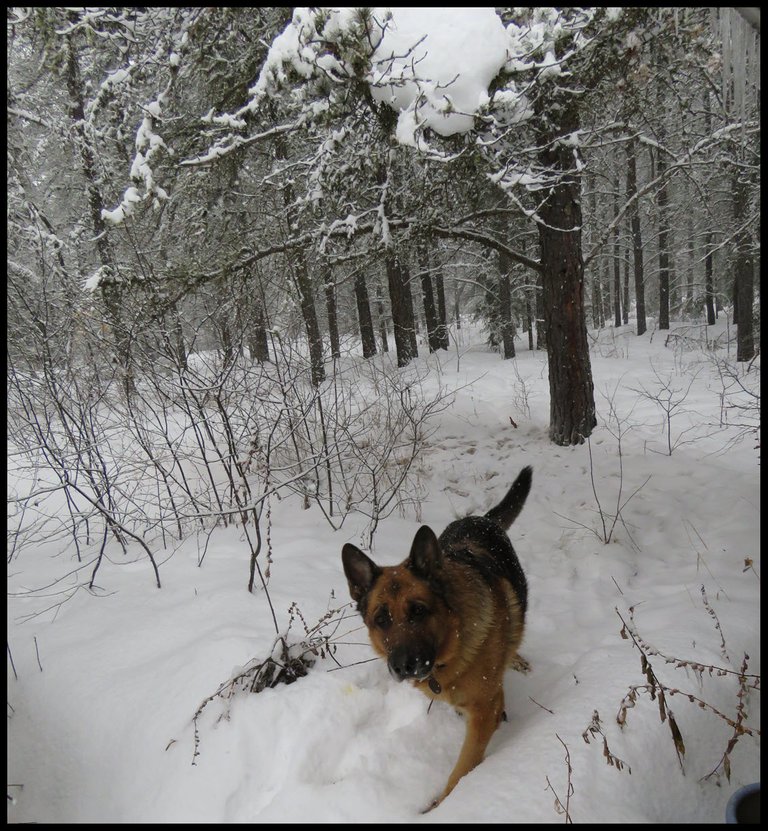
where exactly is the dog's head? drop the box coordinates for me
[342,526,449,683]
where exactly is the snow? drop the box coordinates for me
[102,86,171,225]
[101,185,142,226]
[238,7,538,149]
[7,317,760,822]
[369,8,510,139]
[103,67,130,87]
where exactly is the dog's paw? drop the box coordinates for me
[510,654,532,674]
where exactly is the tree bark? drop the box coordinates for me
[416,240,441,352]
[733,171,755,362]
[704,230,716,326]
[587,179,602,330]
[626,137,646,335]
[434,259,449,349]
[354,270,377,358]
[216,298,235,367]
[248,295,270,363]
[170,303,188,371]
[386,249,417,367]
[498,249,515,359]
[323,264,341,360]
[65,23,134,398]
[702,88,717,327]
[376,284,389,353]
[535,267,546,349]
[526,295,535,351]
[293,252,325,385]
[592,274,604,329]
[623,242,630,325]
[400,257,419,358]
[657,148,670,331]
[273,122,325,386]
[613,174,622,327]
[601,256,612,327]
[535,94,596,445]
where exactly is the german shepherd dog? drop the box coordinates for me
[342,466,532,810]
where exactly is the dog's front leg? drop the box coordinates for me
[424,691,504,812]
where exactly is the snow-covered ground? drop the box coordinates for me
[7,318,760,822]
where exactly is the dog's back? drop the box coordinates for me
[440,465,531,614]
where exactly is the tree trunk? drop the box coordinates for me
[702,89,717,327]
[400,257,419,358]
[453,283,464,331]
[416,240,441,352]
[354,270,377,359]
[65,23,134,398]
[657,148,670,331]
[592,274,604,329]
[434,260,449,349]
[626,137,646,336]
[587,179,602,330]
[601,256,612,327]
[323,265,340,360]
[245,270,270,363]
[704,230,716,325]
[613,175,622,327]
[294,253,325,386]
[273,122,325,385]
[685,211,696,319]
[535,266,546,349]
[623,242,630,325]
[248,296,270,363]
[498,249,515,359]
[386,250,417,367]
[217,300,235,367]
[526,296,535,351]
[170,303,188,371]
[669,250,680,319]
[376,284,389,353]
[536,96,596,445]
[733,171,755,362]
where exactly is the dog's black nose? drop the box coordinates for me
[388,645,434,681]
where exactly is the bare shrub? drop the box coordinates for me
[614,604,760,781]
[555,383,649,547]
[631,362,705,456]
[190,600,356,764]
[545,734,574,823]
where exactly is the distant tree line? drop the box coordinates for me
[7,8,760,447]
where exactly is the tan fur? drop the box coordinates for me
[342,467,532,810]
[353,553,524,810]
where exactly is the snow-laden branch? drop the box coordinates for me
[193,8,536,161]
[102,95,171,225]
[7,106,52,129]
[428,225,541,272]
[179,123,298,168]
[99,11,202,226]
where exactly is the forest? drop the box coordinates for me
[7,7,760,823]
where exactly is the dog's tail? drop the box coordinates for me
[485,466,532,530]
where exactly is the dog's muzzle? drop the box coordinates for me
[387,644,436,682]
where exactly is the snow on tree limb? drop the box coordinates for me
[101,92,170,225]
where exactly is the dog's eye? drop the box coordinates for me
[373,607,392,629]
[409,602,430,621]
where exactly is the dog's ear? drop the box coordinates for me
[342,543,381,603]
[407,525,442,579]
